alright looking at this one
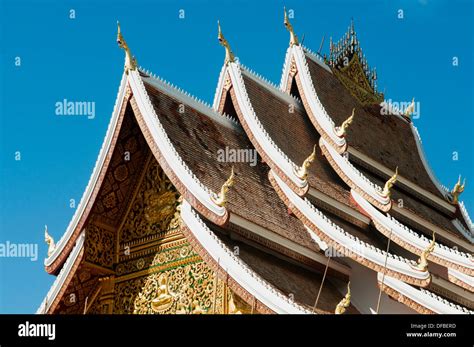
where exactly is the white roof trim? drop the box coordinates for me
[459,201,474,234]
[45,73,128,267]
[227,62,308,191]
[140,68,240,129]
[347,146,455,213]
[37,232,85,314]
[212,64,228,111]
[378,273,472,314]
[320,137,390,206]
[292,45,346,148]
[239,65,303,109]
[301,45,333,74]
[392,205,474,252]
[448,268,474,290]
[128,70,227,218]
[411,125,451,197]
[352,190,473,273]
[279,46,293,92]
[452,219,474,244]
[271,171,430,283]
[229,214,351,276]
[181,200,312,314]
[308,187,371,225]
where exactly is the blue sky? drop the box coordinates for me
[0,0,472,313]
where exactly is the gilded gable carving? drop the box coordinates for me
[120,160,180,244]
[85,224,115,269]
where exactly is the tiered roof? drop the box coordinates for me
[38,16,473,315]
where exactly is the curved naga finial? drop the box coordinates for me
[335,108,355,137]
[450,175,465,204]
[404,98,415,118]
[294,145,316,180]
[211,166,235,207]
[117,21,137,74]
[217,21,235,65]
[381,167,398,198]
[283,7,299,47]
[335,282,351,314]
[417,232,436,271]
[44,225,56,257]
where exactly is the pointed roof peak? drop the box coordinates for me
[217,20,235,65]
[283,7,299,47]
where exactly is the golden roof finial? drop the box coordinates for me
[44,225,56,257]
[381,167,398,198]
[211,166,235,207]
[335,281,351,314]
[217,21,235,65]
[284,7,299,47]
[295,145,316,180]
[451,175,466,204]
[404,98,415,118]
[416,232,436,271]
[335,108,355,137]
[117,21,137,74]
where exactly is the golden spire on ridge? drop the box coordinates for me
[451,175,465,204]
[217,21,235,65]
[416,232,436,271]
[381,167,398,198]
[404,98,415,118]
[44,225,56,257]
[117,21,137,74]
[284,7,299,47]
[295,145,316,180]
[211,166,235,207]
[335,108,355,137]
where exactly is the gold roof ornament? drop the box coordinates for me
[211,166,235,207]
[416,232,436,271]
[335,108,355,137]
[335,281,351,314]
[404,98,415,118]
[217,21,235,65]
[117,21,137,74]
[381,167,398,198]
[283,7,299,47]
[295,145,316,180]
[450,175,465,204]
[44,225,56,257]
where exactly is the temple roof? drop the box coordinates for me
[39,20,473,315]
[305,55,445,200]
[140,75,320,251]
[238,71,356,210]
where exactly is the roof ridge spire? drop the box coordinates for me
[117,21,137,74]
[217,20,235,65]
[283,7,299,47]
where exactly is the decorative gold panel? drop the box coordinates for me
[333,55,384,105]
[85,224,114,269]
[114,262,225,314]
[120,160,180,244]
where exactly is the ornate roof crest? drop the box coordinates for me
[327,20,383,105]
